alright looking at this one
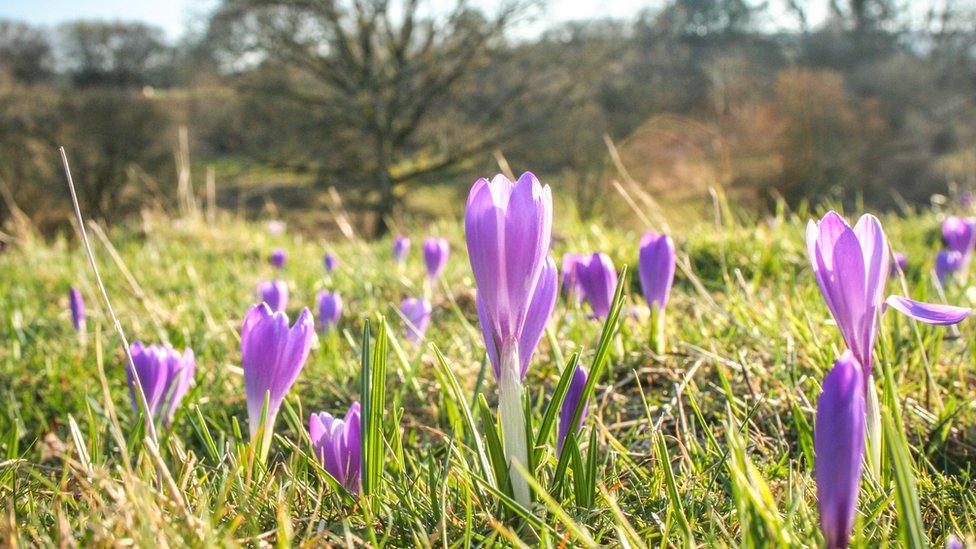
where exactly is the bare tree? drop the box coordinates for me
[209,0,571,234]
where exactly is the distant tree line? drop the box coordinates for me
[1,0,975,234]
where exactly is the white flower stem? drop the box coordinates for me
[499,345,531,507]
[650,304,666,355]
[865,378,882,479]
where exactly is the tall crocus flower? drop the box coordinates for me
[400,297,432,343]
[309,402,361,495]
[638,232,676,353]
[807,211,970,472]
[126,342,195,426]
[423,238,450,279]
[942,216,975,265]
[257,280,288,312]
[317,291,342,332]
[324,253,338,273]
[815,352,865,549]
[577,252,617,319]
[393,236,411,263]
[936,250,964,287]
[270,248,287,269]
[465,172,557,506]
[241,304,314,461]
[68,287,86,336]
[557,365,589,453]
[561,253,584,302]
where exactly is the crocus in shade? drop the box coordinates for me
[126,342,195,426]
[69,287,86,335]
[942,216,975,264]
[324,253,338,273]
[269,248,287,269]
[317,291,342,332]
[936,250,964,286]
[465,172,557,507]
[257,280,288,312]
[577,252,617,319]
[393,236,411,263]
[241,303,314,460]
[561,253,584,301]
[309,402,361,495]
[557,365,589,453]
[815,351,865,549]
[400,297,432,343]
[423,238,450,279]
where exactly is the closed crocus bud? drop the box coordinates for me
[936,250,964,286]
[269,248,287,269]
[68,287,86,335]
[577,252,617,319]
[257,280,288,312]
[942,216,976,264]
[310,402,362,495]
[324,253,338,273]
[393,236,411,263]
[317,290,342,332]
[638,232,676,353]
[815,351,865,549]
[557,365,589,453]
[126,342,195,427]
[465,172,557,507]
[400,297,432,343]
[890,252,907,275]
[241,304,314,461]
[561,253,584,301]
[423,238,449,279]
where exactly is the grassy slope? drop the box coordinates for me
[0,201,974,547]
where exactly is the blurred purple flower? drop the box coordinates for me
[815,351,865,549]
[465,172,557,506]
[946,535,964,549]
[393,236,411,263]
[267,220,285,235]
[310,402,361,495]
[638,232,676,310]
[324,253,338,273]
[890,252,907,275]
[269,248,287,269]
[942,216,976,263]
[936,249,964,286]
[126,342,195,426]
[317,290,342,332]
[557,365,589,453]
[577,252,617,319]
[423,238,449,279]
[69,287,86,335]
[241,304,314,455]
[257,280,288,312]
[401,297,432,343]
[561,253,584,301]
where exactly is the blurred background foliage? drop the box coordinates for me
[1,0,975,236]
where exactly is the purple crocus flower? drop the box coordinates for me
[257,280,288,312]
[946,535,964,549]
[317,291,342,332]
[942,216,976,264]
[393,236,411,263]
[269,248,287,269]
[577,252,617,319]
[638,232,676,310]
[241,304,314,458]
[324,253,338,273]
[465,172,557,506]
[815,351,865,549]
[423,238,450,279]
[126,342,195,426]
[561,253,584,301]
[557,365,589,453]
[309,402,361,495]
[400,297,432,343]
[890,252,907,276]
[806,212,970,378]
[68,287,86,335]
[936,250,964,286]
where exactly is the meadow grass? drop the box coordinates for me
[0,198,973,547]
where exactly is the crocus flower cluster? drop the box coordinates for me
[466,172,557,506]
[270,248,287,269]
[936,216,976,285]
[423,238,449,279]
[317,291,342,332]
[68,287,86,336]
[393,236,411,263]
[126,342,195,426]
[576,252,617,319]
[401,297,432,343]
[309,402,361,494]
[257,280,288,312]
[241,304,314,460]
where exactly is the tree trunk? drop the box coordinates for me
[371,133,396,237]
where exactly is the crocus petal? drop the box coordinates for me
[69,288,86,333]
[815,351,865,549]
[884,295,971,325]
[257,280,289,312]
[517,257,557,378]
[503,173,552,332]
[936,250,963,286]
[557,365,589,453]
[578,252,617,319]
[476,293,500,379]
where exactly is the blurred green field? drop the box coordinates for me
[0,196,973,546]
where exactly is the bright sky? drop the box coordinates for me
[0,0,830,40]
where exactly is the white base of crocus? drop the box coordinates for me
[499,359,531,508]
[865,380,881,479]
